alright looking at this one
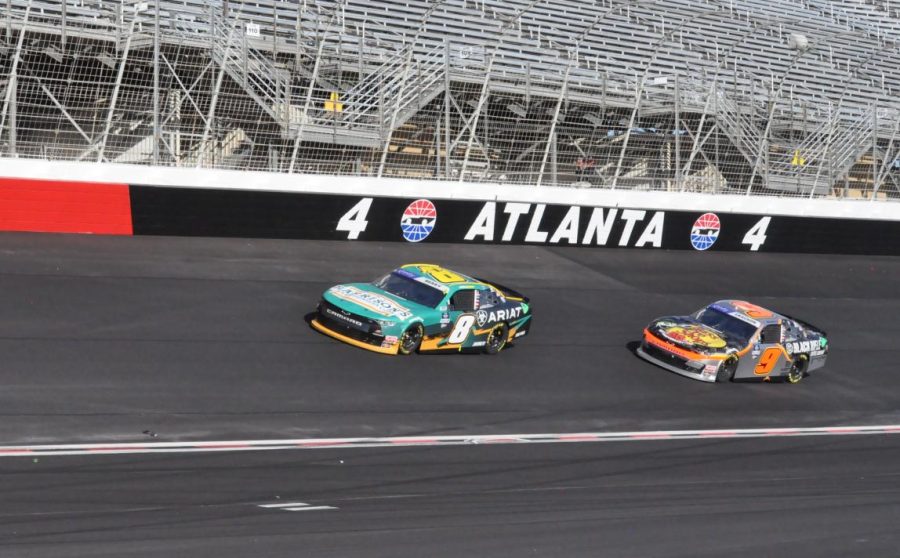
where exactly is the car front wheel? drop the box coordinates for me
[398,323,424,355]
[716,357,737,383]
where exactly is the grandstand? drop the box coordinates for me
[2,0,900,199]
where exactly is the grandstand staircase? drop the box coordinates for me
[765,108,876,194]
[301,44,447,147]
[715,89,875,194]
[180,128,252,168]
[206,10,295,138]
[714,90,764,169]
[205,6,446,148]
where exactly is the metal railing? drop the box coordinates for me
[204,8,293,132]
[1,0,899,201]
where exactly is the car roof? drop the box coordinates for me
[397,263,484,290]
[709,300,785,326]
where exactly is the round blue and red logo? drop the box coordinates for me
[401,199,437,242]
[690,212,720,250]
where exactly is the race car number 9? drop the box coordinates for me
[753,347,782,375]
[448,314,476,343]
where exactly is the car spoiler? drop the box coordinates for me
[475,278,530,303]
[781,313,827,337]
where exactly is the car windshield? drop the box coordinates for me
[694,306,758,345]
[373,271,445,308]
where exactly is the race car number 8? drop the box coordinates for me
[449,315,476,343]
[420,265,466,284]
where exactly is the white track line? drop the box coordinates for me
[1,425,899,457]
[258,503,337,511]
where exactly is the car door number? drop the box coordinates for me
[754,347,782,375]
[448,315,476,343]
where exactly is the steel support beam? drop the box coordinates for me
[0,1,29,156]
[458,52,496,181]
[60,0,66,49]
[682,78,727,192]
[537,61,572,187]
[7,68,14,156]
[153,0,161,164]
[678,120,720,172]
[168,89,182,164]
[611,76,644,190]
[22,67,91,145]
[872,107,878,198]
[809,102,835,199]
[378,47,416,178]
[197,54,227,167]
[435,117,441,177]
[873,114,900,198]
[97,21,135,163]
[447,94,489,155]
[674,75,681,190]
[288,38,327,173]
[161,55,210,128]
[444,39,451,178]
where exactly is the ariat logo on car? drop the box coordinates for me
[690,212,721,250]
[483,307,522,323]
[401,199,437,242]
[475,310,489,327]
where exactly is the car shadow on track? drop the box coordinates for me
[624,339,712,384]
[625,340,641,355]
[303,312,521,356]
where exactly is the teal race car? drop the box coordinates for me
[312,264,532,355]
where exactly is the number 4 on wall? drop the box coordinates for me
[742,216,771,251]
[336,198,373,240]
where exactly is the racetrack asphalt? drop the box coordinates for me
[2,436,899,558]
[0,233,898,556]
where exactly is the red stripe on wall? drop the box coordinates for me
[0,177,132,235]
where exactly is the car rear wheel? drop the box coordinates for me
[716,357,737,383]
[398,323,424,355]
[787,354,808,384]
[484,322,508,355]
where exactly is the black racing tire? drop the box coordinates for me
[716,357,737,383]
[484,322,509,355]
[398,323,424,355]
[787,354,809,384]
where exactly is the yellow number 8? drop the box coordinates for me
[420,265,466,284]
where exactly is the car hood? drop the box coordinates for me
[647,315,743,354]
[322,282,432,323]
